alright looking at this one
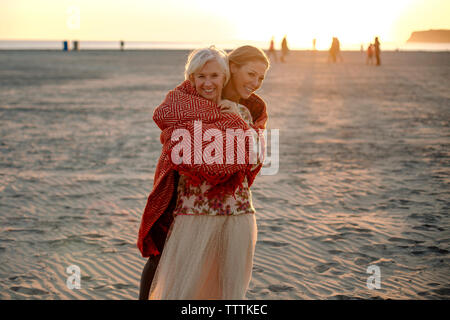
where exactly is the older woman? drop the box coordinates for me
[138,46,270,300]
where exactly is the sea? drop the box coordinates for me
[0,40,449,51]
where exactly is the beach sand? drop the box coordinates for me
[0,49,449,299]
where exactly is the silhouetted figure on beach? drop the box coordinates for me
[374,37,381,66]
[280,36,289,62]
[366,43,374,65]
[120,40,125,51]
[63,40,69,52]
[72,40,79,51]
[328,37,342,63]
[268,37,277,62]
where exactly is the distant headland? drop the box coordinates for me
[407,29,450,43]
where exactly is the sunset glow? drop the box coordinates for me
[1,0,449,49]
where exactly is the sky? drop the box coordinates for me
[1,0,449,49]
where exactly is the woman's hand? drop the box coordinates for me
[218,99,240,116]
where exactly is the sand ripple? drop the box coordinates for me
[0,50,449,299]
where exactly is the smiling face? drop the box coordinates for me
[230,60,267,100]
[190,59,226,104]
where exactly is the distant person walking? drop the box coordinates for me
[280,36,289,62]
[374,37,381,66]
[366,43,374,65]
[328,37,342,63]
[268,37,277,62]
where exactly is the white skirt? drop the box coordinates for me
[149,213,258,300]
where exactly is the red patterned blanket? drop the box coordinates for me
[137,80,268,257]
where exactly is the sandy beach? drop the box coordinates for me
[0,49,449,299]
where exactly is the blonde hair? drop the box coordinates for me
[227,45,270,69]
[184,46,230,84]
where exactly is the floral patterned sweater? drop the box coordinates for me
[173,104,258,217]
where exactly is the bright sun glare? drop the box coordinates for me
[211,0,412,49]
[2,0,449,49]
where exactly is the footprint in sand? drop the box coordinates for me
[9,274,38,281]
[268,226,284,232]
[252,266,264,273]
[354,258,372,266]
[94,283,133,290]
[267,284,295,293]
[10,286,49,296]
[314,262,339,273]
[432,287,450,296]
[328,249,343,255]
[112,283,134,290]
[258,240,289,247]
